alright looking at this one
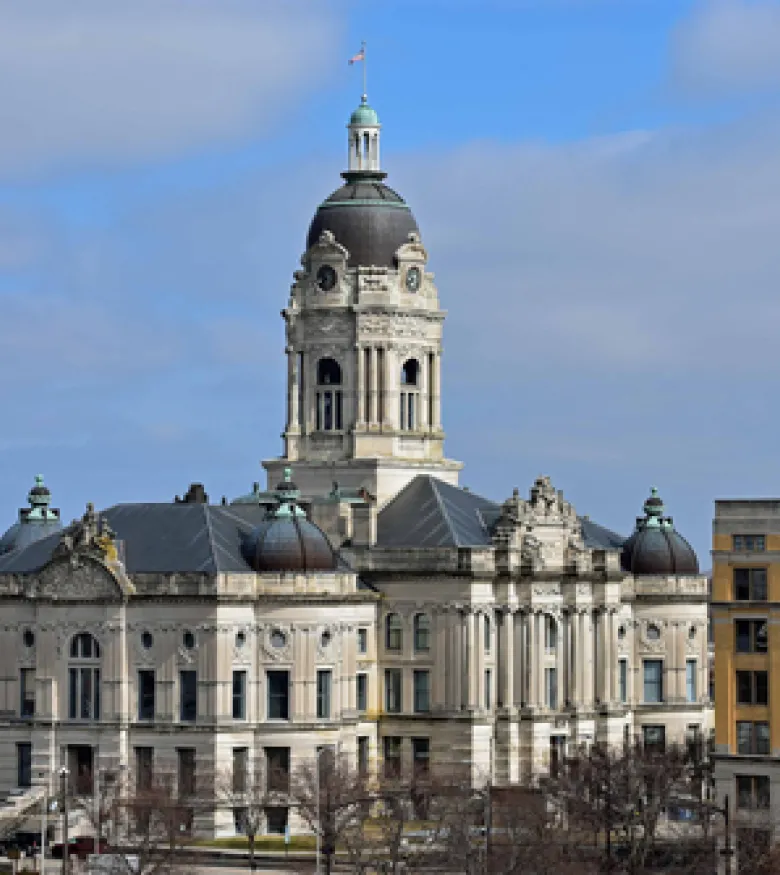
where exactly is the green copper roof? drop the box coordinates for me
[350,99,379,126]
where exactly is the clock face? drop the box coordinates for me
[316,264,337,291]
[405,266,421,292]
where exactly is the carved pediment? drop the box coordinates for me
[32,555,131,602]
[395,231,428,264]
[307,230,349,264]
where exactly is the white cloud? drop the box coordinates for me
[672,0,780,94]
[0,0,342,178]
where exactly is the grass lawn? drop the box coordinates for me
[195,835,316,851]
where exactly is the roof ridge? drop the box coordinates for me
[429,477,462,548]
[199,504,218,573]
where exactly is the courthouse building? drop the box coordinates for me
[0,91,713,837]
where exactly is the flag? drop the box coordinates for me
[348,48,365,65]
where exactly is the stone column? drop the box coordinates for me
[419,349,429,430]
[677,621,687,703]
[431,352,442,430]
[537,613,546,707]
[586,610,595,708]
[383,346,397,429]
[453,611,463,710]
[286,347,299,432]
[556,615,565,711]
[667,622,676,704]
[526,611,535,707]
[610,611,620,704]
[503,610,514,709]
[578,611,587,709]
[467,611,478,710]
[356,345,365,427]
[368,347,378,426]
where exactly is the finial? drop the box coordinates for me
[642,486,664,529]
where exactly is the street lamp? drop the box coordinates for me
[713,794,734,875]
[59,766,70,875]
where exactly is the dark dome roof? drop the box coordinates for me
[621,487,699,576]
[243,516,337,573]
[306,171,419,268]
[241,467,338,573]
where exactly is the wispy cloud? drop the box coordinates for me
[0,0,343,179]
[671,0,780,95]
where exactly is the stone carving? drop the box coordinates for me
[53,502,119,564]
[359,316,429,339]
[33,556,122,602]
[640,620,667,653]
[305,315,350,339]
[532,582,561,597]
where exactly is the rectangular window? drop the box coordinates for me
[265,807,288,836]
[20,668,34,718]
[414,615,430,652]
[385,669,402,714]
[356,673,368,713]
[642,725,666,754]
[383,736,402,779]
[734,568,768,601]
[316,670,332,719]
[135,747,153,791]
[545,667,557,710]
[232,670,247,720]
[413,670,430,713]
[736,774,770,810]
[138,670,155,720]
[643,659,664,704]
[265,747,290,793]
[736,670,769,705]
[544,616,557,653]
[485,668,492,710]
[686,660,697,703]
[357,736,369,777]
[736,722,771,755]
[484,616,491,653]
[618,659,628,704]
[735,619,768,653]
[232,747,248,793]
[16,743,31,788]
[179,670,197,722]
[733,535,766,552]
[412,737,430,777]
[177,747,196,797]
[267,670,290,720]
[357,628,368,654]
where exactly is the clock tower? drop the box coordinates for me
[263,95,462,505]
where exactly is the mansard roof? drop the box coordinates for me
[377,475,625,550]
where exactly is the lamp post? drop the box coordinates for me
[59,767,69,875]
[715,794,734,875]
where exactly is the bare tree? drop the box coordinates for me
[289,747,371,875]
[213,750,274,872]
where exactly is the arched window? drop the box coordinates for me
[399,358,420,431]
[315,358,343,431]
[413,614,430,652]
[385,613,403,652]
[484,615,491,653]
[68,633,101,721]
[544,615,557,653]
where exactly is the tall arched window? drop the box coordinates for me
[316,358,343,431]
[413,614,430,652]
[399,359,419,431]
[385,613,403,652]
[69,633,101,721]
[484,615,491,653]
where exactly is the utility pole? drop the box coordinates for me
[59,767,69,875]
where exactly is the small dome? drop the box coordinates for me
[0,474,62,556]
[621,487,699,576]
[242,468,337,573]
[350,100,379,126]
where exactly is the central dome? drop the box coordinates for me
[306,173,419,269]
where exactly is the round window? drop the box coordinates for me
[270,629,287,649]
[183,631,196,650]
[141,631,153,650]
[22,629,35,648]
[646,623,661,641]
[235,630,246,648]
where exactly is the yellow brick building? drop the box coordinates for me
[713,501,780,860]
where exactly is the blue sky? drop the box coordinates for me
[3,0,780,566]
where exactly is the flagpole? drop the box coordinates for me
[362,40,367,100]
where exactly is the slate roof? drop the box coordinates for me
[377,476,625,551]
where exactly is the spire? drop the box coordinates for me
[346,43,381,178]
[271,467,306,519]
